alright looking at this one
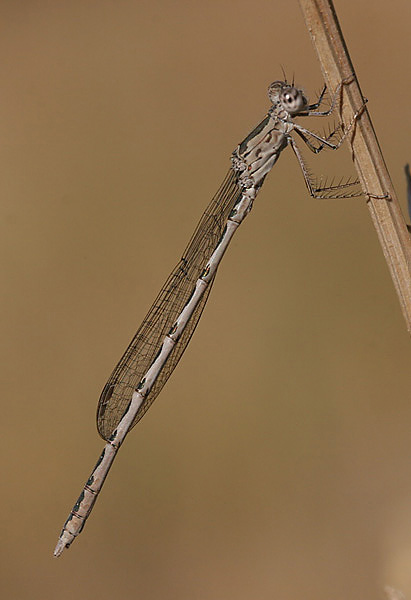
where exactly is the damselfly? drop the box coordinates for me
[54,77,363,557]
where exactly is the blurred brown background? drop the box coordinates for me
[1,1,411,598]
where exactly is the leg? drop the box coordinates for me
[289,137,361,199]
[294,125,341,154]
[293,97,367,154]
[306,85,327,111]
[300,74,356,118]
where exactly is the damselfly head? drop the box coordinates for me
[268,80,308,115]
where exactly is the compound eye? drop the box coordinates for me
[281,89,305,114]
[268,81,283,104]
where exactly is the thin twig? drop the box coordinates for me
[299,0,411,334]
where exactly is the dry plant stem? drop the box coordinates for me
[299,0,411,334]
